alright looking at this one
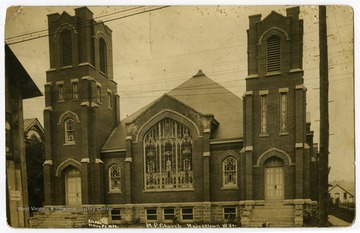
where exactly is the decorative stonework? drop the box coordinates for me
[201,117,210,129]
[240,201,254,227]
[127,123,137,135]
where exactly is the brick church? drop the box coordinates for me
[38,6,318,227]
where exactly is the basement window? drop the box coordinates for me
[181,208,193,220]
[224,207,236,220]
[111,208,121,221]
[163,208,175,220]
[146,208,157,221]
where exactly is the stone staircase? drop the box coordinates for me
[29,209,89,228]
[248,203,295,227]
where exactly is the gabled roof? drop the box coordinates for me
[102,70,243,151]
[329,184,354,197]
[167,70,243,139]
[24,118,44,133]
[5,43,42,99]
[262,10,286,22]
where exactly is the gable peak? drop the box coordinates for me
[193,69,205,78]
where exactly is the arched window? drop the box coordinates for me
[109,164,121,192]
[64,118,75,144]
[266,35,281,73]
[223,157,237,187]
[60,30,72,67]
[144,118,193,190]
[99,38,107,74]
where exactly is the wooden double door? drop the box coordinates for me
[65,167,82,206]
[264,157,284,201]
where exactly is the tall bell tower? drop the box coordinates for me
[43,7,120,206]
[241,7,313,202]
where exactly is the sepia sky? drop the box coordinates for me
[3,3,355,182]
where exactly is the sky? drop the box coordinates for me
[3,3,355,182]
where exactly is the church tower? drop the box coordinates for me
[241,7,314,202]
[43,7,120,206]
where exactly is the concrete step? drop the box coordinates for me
[29,210,89,228]
[248,223,295,228]
[253,205,294,209]
[248,204,295,227]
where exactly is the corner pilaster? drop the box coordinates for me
[125,136,133,203]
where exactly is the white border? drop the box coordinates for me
[0,1,358,233]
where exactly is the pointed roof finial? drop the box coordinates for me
[193,69,205,77]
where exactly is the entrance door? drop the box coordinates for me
[265,167,284,200]
[65,168,82,206]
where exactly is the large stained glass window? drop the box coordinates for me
[144,118,193,190]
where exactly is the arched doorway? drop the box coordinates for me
[264,156,284,201]
[65,167,82,206]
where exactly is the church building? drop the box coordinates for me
[38,6,318,227]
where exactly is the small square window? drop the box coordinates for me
[224,207,236,220]
[111,208,121,220]
[163,208,175,220]
[181,208,193,220]
[146,208,157,221]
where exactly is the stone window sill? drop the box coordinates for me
[221,186,238,190]
[108,190,122,194]
[64,142,76,146]
[143,188,195,193]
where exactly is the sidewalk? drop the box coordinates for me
[328,215,352,227]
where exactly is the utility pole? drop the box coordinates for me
[318,5,329,227]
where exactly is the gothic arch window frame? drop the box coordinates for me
[255,147,295,168]
[143,117,194,191]
[258,27,290,75]
[222,155,238,189]
[108,164,121,193]
[55,24,78,69]
[135,109,201,143]
[95,32,109,76]
[64,118,76,145]
[55,158,81,176]
[58,110,81,124]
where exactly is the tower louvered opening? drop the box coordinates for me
[60,30,72,67]
[266,35,281,73]
[99,38,107,74]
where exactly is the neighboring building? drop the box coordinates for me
[24,118,45,210]
[329,184,355,205]
[24,118,44,142]
[5,43,42,227]
[36,6,318,227]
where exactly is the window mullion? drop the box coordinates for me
[159,123,162,190]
